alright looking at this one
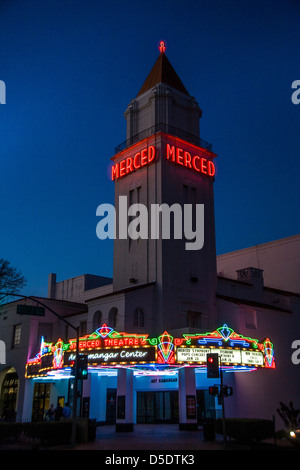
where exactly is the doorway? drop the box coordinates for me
[196,389,216,424]
[106,388,117,424]
[32,382,51,422]
[137,391,179,424]
[0,368,19,422]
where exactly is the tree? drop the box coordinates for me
[277,401,300,428]
[0,258,26,302]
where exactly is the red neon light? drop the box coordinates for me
[166,143,215,177]
[159,41,166,54]
[112,146,156,180]
[104,337,141,347]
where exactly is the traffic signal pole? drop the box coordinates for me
[71,326,80,446]
[219,357,227,448]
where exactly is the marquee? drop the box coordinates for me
[25,323,275,378]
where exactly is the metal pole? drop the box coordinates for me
[220,362,227,447]
[71,326,80,446]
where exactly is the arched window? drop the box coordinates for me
[133,307,144,328]
[92,310,102,331]
[0,367,19,422]
[108,308,118,329]
[187,311,201,328]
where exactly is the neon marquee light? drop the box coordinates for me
[157,331,175,364]
[52,339,64,369]
[263,338,275,368]
[25,323,275,378]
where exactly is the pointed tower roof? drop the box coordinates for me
[137,42,189,97]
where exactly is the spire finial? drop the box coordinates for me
[159,40,166,54]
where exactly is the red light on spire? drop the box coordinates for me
[159,40,166,54]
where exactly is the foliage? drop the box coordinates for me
[215,418,275,445]
[277,401,300,428]
[0,258,26,302]
[0,419,96,447]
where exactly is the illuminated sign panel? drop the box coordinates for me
[111,145,155,180]
[241,350,264,366]
[65,347,156,365]
[111,134,216,182]
[177,347,264,366]
[166,143,215,177]
[25,323,275,378]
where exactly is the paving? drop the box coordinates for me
[0,424,296,451]
[73,424,294,451]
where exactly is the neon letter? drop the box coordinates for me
[111,163,119,180]
[166,144,176,161]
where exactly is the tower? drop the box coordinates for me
[111,43,217,335]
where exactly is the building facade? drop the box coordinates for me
[0,44,299,431]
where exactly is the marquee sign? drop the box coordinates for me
[25,323,275,378]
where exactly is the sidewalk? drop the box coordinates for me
[73,424,293,451]
[0,424,295,451]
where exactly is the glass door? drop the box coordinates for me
[137,391,178,424]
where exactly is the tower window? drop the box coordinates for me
[133,307,144,328]
[108,308,118,329]
[92,310,102,331]
[187,311,201,329]
[80,321,87,336]
[12,324,21,348]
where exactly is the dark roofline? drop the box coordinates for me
[217,275,252,287]
[86,281,156,302]
[137,52,189,97]
[216,294,292,313]
[3,295,87,309]
[218,275,300,298]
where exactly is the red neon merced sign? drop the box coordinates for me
[112,146,155,180]
[111,142,215,180]
[166,144,215,177]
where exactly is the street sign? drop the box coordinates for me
[17,305,45,316]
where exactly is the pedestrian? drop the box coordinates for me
[54,403,63,421]
[46,404,55,421]
[63,402,71,419]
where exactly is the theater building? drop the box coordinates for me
[0,44,299,430]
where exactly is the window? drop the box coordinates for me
[37,323,53,344]
[187,311,201,329]
[92,310,102,331]
[80,321,87,336]
[12,324,21,348]
[133,307,144,327]
[245,309,257,329]
[108,308,118,329]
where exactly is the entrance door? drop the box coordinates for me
[0,369,19,422]
[196,389,216,424]
[137,391,178,424]
[32,383,51,422]
[106,389,116,424]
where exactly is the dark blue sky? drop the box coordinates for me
[1,0,299,297]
